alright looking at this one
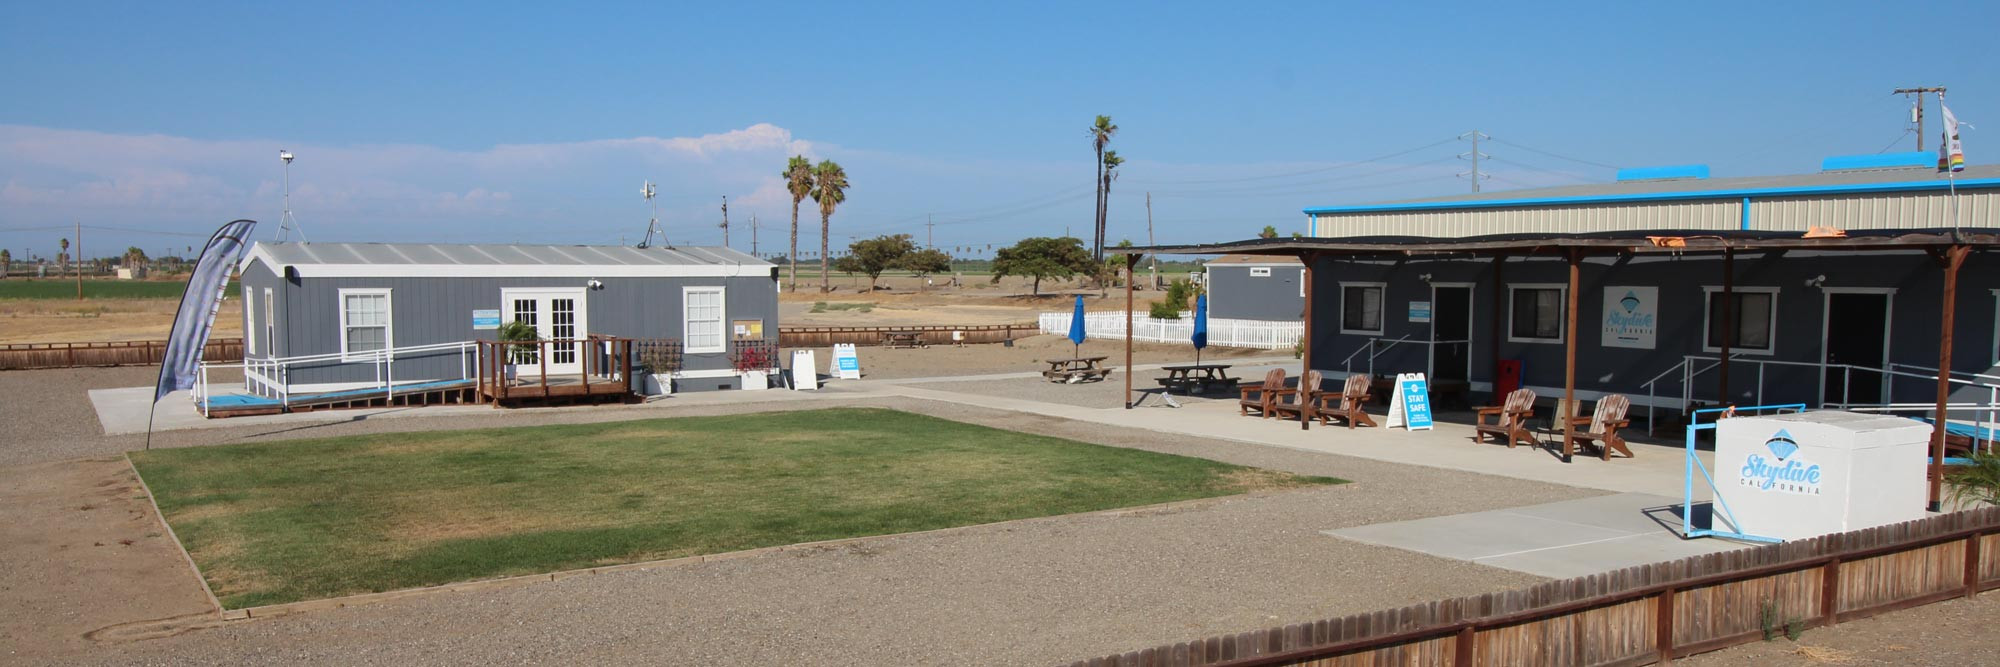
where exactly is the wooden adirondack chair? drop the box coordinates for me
[1315,373,1377,428]
[1567,394,1634,460]
[1269,370,1322,422]
[1239,369,1288,418]
[1474,388,1537,448]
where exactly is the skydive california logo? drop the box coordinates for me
[1740,428,1821,495]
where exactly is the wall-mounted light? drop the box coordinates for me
[587,279,605,290]
[1804,275,1826,288]
[1418,273,1434,283]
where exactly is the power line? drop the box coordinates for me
[1145,156,1461,197]
[1125,137,1458,186]
[1458,130,1489,193]
[1485,137,1622,170]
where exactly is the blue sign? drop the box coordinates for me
[838,356,859,371]
[472,309,502,330]
[1407,301,1432,323]
[1399,376,1433,429]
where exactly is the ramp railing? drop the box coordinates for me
[195,341,479,416]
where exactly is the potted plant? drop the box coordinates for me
[639,346,676,397]
[734,344,774,391]
[496,320,537,383]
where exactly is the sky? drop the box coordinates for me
[2,1,1996,260]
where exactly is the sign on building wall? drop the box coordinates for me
[472,309,501,330]
[1407,301,1432,323]
[1600,286,1658,349]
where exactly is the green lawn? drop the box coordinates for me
[0,278,225,300]
[131,408,1340,607]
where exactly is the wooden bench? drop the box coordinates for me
[882,331,927,349]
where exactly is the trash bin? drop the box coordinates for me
[1715,411,1930,541]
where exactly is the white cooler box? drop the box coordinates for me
[1715,411,1930,541]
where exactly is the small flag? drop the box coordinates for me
[1938,93,1966,173]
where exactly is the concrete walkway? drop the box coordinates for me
[1324,492,1744,579]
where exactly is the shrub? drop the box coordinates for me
[1148,300,1181,319]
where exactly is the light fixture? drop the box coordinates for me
[587,278,605,290]
[1805,274,1827,287]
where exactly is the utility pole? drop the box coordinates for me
[1458,130,1490,193]
[751,214,759,256]
[1145,192,1157,291]
[925,214,935,249]
[1895,87,1948,151]
[720,197,736,252]
[74,221,82,300]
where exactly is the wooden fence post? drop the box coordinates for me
[1820,558,1842,626]
[1967,531,1983,599]
[1452,626,1473,666]
[1655,587,1675,664]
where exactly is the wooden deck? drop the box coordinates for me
[477,374,636,406]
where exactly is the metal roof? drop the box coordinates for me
[1204,254,1301,266]
[245,242,773,279]
[1305,165,2000,215]
[1119,228,2000,258]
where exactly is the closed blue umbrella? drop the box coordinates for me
[1192,293,1209,365]
[1068,295,1087,358]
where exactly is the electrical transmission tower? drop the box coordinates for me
[1458,131,1490,193]
[1894,86,1948,151]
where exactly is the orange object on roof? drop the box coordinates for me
[1803,226,1849,238]
[1647,236,1688,248]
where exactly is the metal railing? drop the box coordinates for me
[1337,336,1469,379]
[195,341,479,417]
[1642,354,2000,438]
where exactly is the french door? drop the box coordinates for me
[501,288,588,376]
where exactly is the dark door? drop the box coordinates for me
[1433,286,1472,382]
[1823,292,1889,406]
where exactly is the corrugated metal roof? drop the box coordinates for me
[1204,254,1301,266]
[255,242,771,268]
[1307,164,2000,215]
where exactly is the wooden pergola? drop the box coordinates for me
[1116,228,1998,509]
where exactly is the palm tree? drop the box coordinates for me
[1098,150,1124,293]
[783,156,814,291]
[809,160,849,293]
[0,249,10,279]
[1087,115,1118,263]
[58,238,69,275]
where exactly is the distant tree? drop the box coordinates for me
[840,234,917,292]
[783,155,814,291]
[1291,231,1303,239]
[124,246,148,268]
[58,237,69,274]
[810,160,849,293]
[1259,225,1279,239]
[991,236,1093,296]
[1088,115,1119,262]
[900,247,952,281]
[0,249,9,279]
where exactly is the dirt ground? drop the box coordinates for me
[1686,594,2000,666]
[0,298,241,344]
[797,333,1283,380]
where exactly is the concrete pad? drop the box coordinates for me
[1322,493,1748,579]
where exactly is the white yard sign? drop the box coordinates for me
[1600,286,1658,349]
[831,343,862,380]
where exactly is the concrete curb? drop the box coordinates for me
[219,490,1267,621]
[125,453,226,619]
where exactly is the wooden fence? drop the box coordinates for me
[1064,506,2000,667]
[0,338,243,370]
[777,324,1035,348]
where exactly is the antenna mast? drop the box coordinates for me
[638,181,664,248]
[719,196,730,248]
[275,150,306,242]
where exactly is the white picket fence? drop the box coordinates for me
[1037,311,1304,350]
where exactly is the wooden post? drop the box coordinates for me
[1719,248,1734,406]
[622,339,633,396]
[1562,249,1580,463]
[1490,254,1505,402]
[1966,530,1983,599]
[1930,245,1968,511]
[1819,558,1842,626]
[581,338,591,394]
[1124,253,1139,409]
[1301,251,1315,430]
[540,340,550,398]
[1655,588,1676,663]
[1452,626,1473,666]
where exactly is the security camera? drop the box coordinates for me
[587,279,604,289]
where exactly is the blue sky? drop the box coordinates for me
[2,1,1995,258]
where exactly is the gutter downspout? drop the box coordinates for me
[1740,197,1752,231]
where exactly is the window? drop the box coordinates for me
[1249,266,1272,277]
[262,288,274,357]
[1299,269,1307,298]
[338,289,392,358]
[1704,287,1778,354]
[1340,282,1385,335]
[243,284,257,354]
[684,286,726,353]
[1508,284,1566,343]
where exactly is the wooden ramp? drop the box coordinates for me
[201,379,478,418]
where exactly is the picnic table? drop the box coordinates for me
[882,330,927,349]
[1155,363,1238,395]
[1043,356,1113,383]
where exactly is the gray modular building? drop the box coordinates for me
[1202,255,1304,321]
[237,242,778,393]
[1139,156,2000,422]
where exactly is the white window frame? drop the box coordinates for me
[337,288,394,360]
[262,288,274,357]
[1299,269,1307,298]
[683,286,727,354]
[1338,281,1387,336]
[1507,283,1568,345]
[243,284,258,355]
[1249,266,1272,277]
[1701,286,1780,355]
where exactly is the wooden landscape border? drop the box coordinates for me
[1064,506,2000,667]
[0,338,242,370]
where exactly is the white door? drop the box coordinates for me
[501,288,589,376]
